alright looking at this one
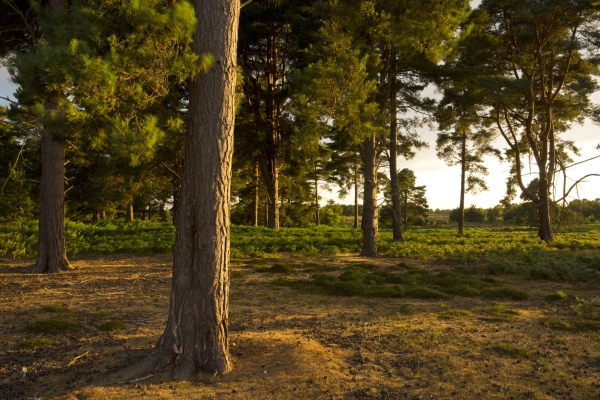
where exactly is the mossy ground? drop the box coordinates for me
[0,253,599,399]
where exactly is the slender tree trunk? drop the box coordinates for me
[458,132,466,235]
[354,164,359,229]
[389,73,403,241]
[360,135,378,257]
[315,174,320,226]
[93,209,99,222]
[252,159,259,226]
[29,0,70,274]
[101,210,106,220]
[264,195,269,227]
[118,0,240,379]
[538,175,553,242]
[127,203,134,222]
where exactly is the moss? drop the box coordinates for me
[98,320,127,332]
[17,338,55,349]
[43,304,69,313]
[26,318,82,334]
[492,342,532,359]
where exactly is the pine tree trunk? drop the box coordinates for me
[360,135,378,257]
[389,77,403,241]
[315,175,320,226]
[458,132,466,235]
[101,210,106,220]
[538,176,553,242]
[148,0,238,379]
[29,128,70,273]
[93,209,99,222]
[171,153,183,226]
[29,0,70,274]
[252,160,259,226]
[354,164,359,229]
[127,203,134,222]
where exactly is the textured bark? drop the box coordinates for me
[29,0,70,274]
[360,135,378,257]
[252,160,259,226]
[537,175,553,242]
[314,175,320,226]
[389,83,403,241]
[30,128,70,273]
[123,0,240,379]
[458,132,466,236]
[259,154,279,230]
[354,164,359,229]
[171,153,183,226]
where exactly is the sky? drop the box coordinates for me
[1,11,599,211]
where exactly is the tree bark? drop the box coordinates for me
[458,131,466,235]
[29,0,70,274]
[314,174,320,226]
[252,159,259,226]
[30,128,70,273]
[360,135,378,257]
[389,74,403,241]
[354,163,359,229]
[93,209,99,222]
[114,0,239,380]
[171,152,183,226]
[127,202,134,222]
[538,174,553,242]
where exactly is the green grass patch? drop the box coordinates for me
[230,270,246,279]
[303,264,340,273]
[480,287,530,300]
[91,311,113,319]
[439,309,472,319]
[588,333,600,341]
[26,318,82,334]
[255,263,295,274]
[542,318,600,332]
[98,320,127,332]
[545,291,568,301]
[17,338,55,349]
[491,342,532,359]
[480,303,521,322]
[43,304,69,313]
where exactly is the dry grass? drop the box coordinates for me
[0,253,599,399]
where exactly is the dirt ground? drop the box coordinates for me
[0,253,599,399]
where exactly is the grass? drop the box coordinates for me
[255,263,295,274]
[479,302,521,322]
[491,342,532,359]
[98,320,126,332]
[545,291,568,301]
[542,318,600,332]
[230,270,246,279]
[1,222,599,282]
[91,311,113,319]
[43,304,69,313]
[17,338,55,349]
[438,309,472,319]
[26,318,82,334]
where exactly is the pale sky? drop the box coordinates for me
[2,47,599,211]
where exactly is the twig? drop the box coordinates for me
[67,351,89,367]
[118,374,153,384]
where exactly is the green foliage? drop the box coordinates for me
[98,320,126,332]
[230,270,246,279]
[17,338,55,350]
[43,304,69,313]
[491,343,532,359]
[545,291,568,301]
[26,318,82,334]
[480,303,521,322]
[255,263,295,274]
[438,309,472,319]
[570,297,599,321]
[542,318,600,332]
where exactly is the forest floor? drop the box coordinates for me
[0,253,599,399]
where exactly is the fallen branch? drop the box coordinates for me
[118,374,153,384]
[67,351,89,367]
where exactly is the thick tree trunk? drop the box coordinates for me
[107,0,240,381]
[458,132,466,235]
[30,129,70,273]
[389,83,403,241]
[127,203,134,222]
[171,153,183,226]
[354,164,359,229]
[252,160,259,226]
[29,0,70,274]
[360,135,378,257]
